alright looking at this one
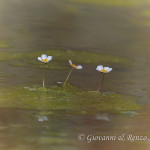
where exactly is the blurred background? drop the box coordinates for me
[0,0,150,150]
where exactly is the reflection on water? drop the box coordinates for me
[0,0,150,149]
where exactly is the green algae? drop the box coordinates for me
[0,85,141,114]
[140,10,150,18]
[0,50,132,69]
[68,0,144,7]
[134,10,150,27]
[0,52,21,61]
[0,40,10,48]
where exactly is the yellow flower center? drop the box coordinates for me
[101,69,108,72]
[42,59,47,62]
[72,64,77,68]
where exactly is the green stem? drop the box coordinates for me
[43,63,46,87]
[64,68,74,86]
[97,73,104,92]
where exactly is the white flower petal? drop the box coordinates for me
[96,65,103,71]
[104,67,109,70]
[38,57,42,62]
[104,67,112,73]
[77,65,82,69]
[69,60,72,65]
[41,54,47,59]
[108,68,112,72]
[47,56,52,62]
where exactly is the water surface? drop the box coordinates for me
[0,0,150,149]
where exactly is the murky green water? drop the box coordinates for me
[0,0,150,149]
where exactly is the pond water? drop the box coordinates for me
[0,0,150,149]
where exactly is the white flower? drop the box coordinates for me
[96,65,112,73]
[69,60,82,69]
[38,54,52,63]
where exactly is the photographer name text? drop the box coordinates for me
[78,133,150,143]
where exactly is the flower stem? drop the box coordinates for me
[64,67,74,86]
[43,63,46,87]
[97,73,104,92]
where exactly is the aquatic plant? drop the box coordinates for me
[37,54,52,87]
[0,85,141,113]
[96,65,112,92]
[0,50,132,70]
[64,60,82,85]
[68,0,143,7]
